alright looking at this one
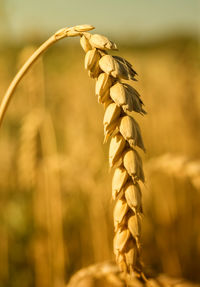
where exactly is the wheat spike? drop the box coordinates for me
[80,30,146,280]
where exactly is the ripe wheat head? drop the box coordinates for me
[0,24,146,281]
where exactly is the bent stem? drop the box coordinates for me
[0,24,94,127]
[0,35,56,127]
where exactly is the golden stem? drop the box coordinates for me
[0,25,78,127]
[0,35,59,127]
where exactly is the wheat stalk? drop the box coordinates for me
[18,109,67,286]
[0,24,146,281]
[18,109,43,189]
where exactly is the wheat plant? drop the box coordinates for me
[0,24,146,282]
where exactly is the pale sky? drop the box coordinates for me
[1,0,199,42]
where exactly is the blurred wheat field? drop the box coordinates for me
[0,36,199,287]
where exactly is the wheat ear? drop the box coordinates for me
[0,24,146,280]
[80,33,146,280]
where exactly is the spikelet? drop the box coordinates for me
[89,34,118,50]
[80,35,92,52]
[110,82,146,114]
[109,134,126,168]
[124,181,142,213]
[96,73,113,103]
[80,28,146,280]
[99,55,137,80]
[112,167,129,200]
[119,116,145,151]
